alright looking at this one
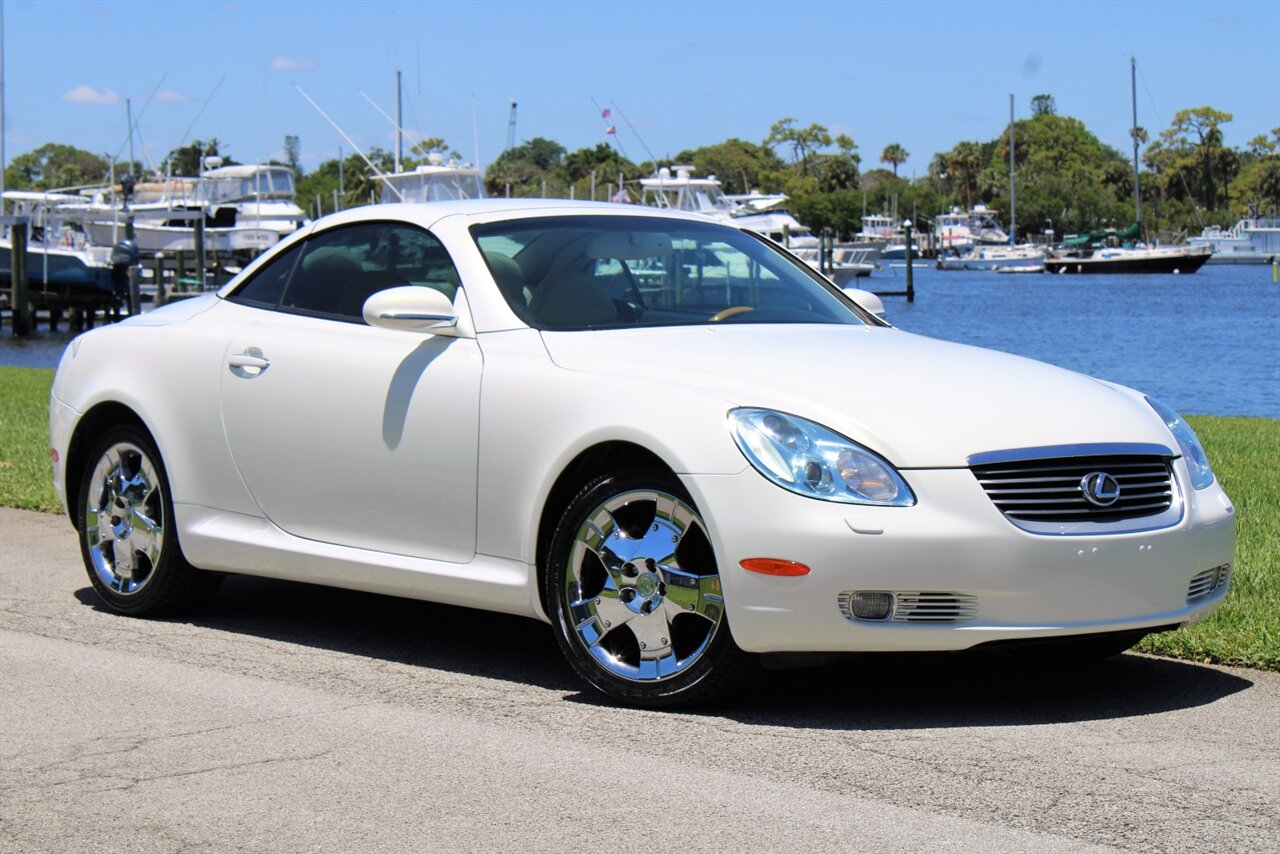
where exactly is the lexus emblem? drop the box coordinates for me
[1080,472,1122,507]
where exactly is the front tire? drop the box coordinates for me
[544,469,751,708]
[77,424,221,616]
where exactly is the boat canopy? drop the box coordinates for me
[1063,221,1141,247]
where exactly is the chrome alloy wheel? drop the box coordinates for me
[564,489,725,682]
[83,441,165,596]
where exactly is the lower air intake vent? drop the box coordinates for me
[1187,564,1231,602]
[839,591,979,623]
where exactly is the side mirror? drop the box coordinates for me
[842,287,886,318]
[363,286,460,335]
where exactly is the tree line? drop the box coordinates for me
[5,96,1277,242]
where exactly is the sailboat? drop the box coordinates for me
[1044,58,1211,275]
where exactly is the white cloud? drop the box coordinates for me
[267,57,317,72]
[155,88,188,103]
[62,85,120,105]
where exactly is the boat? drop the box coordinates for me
[637,166,740,221]
[937,244,1046,270]
[637,167,875,282]
[994,263,1045,274]
[1045,241,1212,274]
[1188,217,1280,265]
[377,153,487,203]
[1043,58,1213,276]
[879,241,920,261]
[1,192,115,296]
[935,204,1010,254]
[200,163,309,241]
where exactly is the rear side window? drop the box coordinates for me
[228,221,461,323]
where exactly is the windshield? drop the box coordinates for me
[380,172,486,203]
[206,169,295,203]
[472,215,870,331]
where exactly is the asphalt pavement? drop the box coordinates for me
[1,507,1276,852]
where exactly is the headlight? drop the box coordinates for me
[1146,397,1214,489]
[728,408,915,506]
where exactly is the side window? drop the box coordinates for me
[228,241,303,308]
[279,222,461,322]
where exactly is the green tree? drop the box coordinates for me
[672,138,785,194]
[163,138,236,175]
[4,143,108,191]
[879,142,908,177]
[484,136,567,196]
[812,134,861,192]
[1031,94,1056,117]
[765,118,832,177]
[1152,107,1237,214]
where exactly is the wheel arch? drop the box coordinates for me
[534,440,678,616]
[63,401,155,530]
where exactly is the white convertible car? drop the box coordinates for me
[49,200,1236,707]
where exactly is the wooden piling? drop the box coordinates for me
[9,219,30,336]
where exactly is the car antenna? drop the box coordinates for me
[294,84,406,203]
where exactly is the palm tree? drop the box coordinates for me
[880,143,909,177]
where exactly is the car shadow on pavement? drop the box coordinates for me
[707,651,1255,730]
[75,574,582,694]
[76,577,1254,727]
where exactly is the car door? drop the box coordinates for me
[218,220,481,563]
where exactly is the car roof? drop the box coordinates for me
[217,200,748,296]
[317,198,738,229]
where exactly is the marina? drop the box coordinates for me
[4,263,1275,419]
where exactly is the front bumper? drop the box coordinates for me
[683,458,1236,654]
[49,391,78,520]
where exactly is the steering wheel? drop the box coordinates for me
[708,305,754,323]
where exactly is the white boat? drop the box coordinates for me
[1188,218,1280,265]
[637,166,741,221]
[201,163,308,240]
[377,154,487,203]
[994,263,1045,274]
[935,204,1010,253]
[937,244,1046,270]
[55,165,294,257]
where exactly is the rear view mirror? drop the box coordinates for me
[584,232,673,260]
[842,287,886,318]
[363,286,461,335]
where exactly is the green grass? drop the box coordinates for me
[1,366,1276,669]
[0,367,58,512]
[1135,415,1280,670]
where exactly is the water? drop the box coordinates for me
[881,263,1280,419]
[3,264,1277,417]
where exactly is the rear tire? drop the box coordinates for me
[77,424,221,616]
[544,469,752,708]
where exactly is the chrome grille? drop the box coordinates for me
[1187,564,1231,602]
[838,591,978,623]
[892,592,979,623]
[971,454,1174,523]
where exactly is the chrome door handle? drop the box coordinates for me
[228,351,270,377]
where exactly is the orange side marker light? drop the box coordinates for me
[739,558,810,576]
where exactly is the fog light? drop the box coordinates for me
[850,590,894,620]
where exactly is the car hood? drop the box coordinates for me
[540,324,1174,468]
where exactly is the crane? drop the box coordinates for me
[505,99,518,152]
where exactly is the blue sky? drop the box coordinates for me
[2,0,1277,177]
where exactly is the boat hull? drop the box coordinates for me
[0,244,114,295]
[1045,248,1212,275]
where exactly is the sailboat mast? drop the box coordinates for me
[1009,94,1015,245]
[395,70,403,173]
[1131,56,1141,226]
[1,0,6,216]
